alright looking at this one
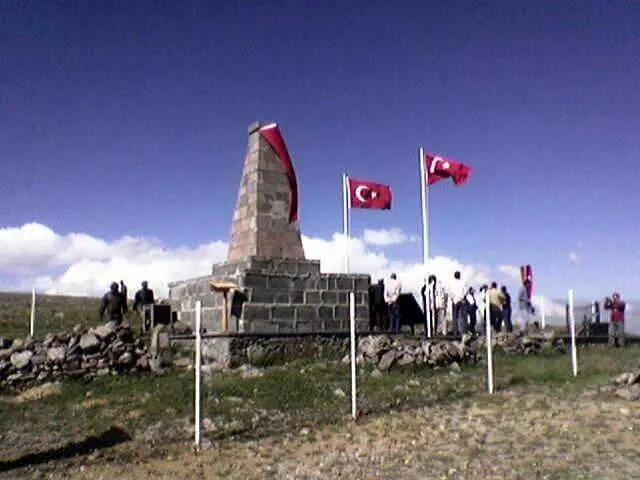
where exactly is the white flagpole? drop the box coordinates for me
[485,290,494,394]
[342,173,351,274]
[349,292,357,420]
[30,287,36,338]
[541,299,546,329]
[419,147,432,337]
[568,289,578,376]
[194,300,202,449]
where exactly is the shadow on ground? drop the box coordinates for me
[0,426,132,473]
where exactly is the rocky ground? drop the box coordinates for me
[38,387,640,479]
[2,343,639,480]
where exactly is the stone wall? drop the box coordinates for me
[198,335,350,369]
[168,257,371,335]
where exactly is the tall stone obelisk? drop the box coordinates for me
[227,122,305,262]
[168,121,371,335]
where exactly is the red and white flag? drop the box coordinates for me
[347,177,392,210]
[259,123,299,223]
[424,153,472,186]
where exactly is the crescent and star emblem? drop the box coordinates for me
[355,185,378,202]
[430,156,451,174]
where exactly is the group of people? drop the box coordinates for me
[99,280,156,327]
[421,273,536,336]
[369,271,536,336]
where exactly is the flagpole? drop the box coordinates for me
[419,147,432,338]
[342,173,350,274]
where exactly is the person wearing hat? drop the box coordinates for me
[99,281,128,325]
[604,292,626,347]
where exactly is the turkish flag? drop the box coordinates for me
[259,123,299,223]
[424,153,472,186]
[348,177,392,210]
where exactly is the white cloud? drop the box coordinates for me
[497,264,521,283]
[0,223,563,320]
[362,227,416,246]
[568,251,579,264]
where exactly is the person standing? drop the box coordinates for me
[465,286,478,335]
[449,271,467,337]
[518,280,535,330]
[488,282,505,332]
[501,286,513,332]
[604,292,626,347]
[99,282,128,325]
[477,285,488,334]
[384,273,402,332]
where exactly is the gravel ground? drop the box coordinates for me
[46,387,640,480]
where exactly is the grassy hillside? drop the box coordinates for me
[0,292,103,340]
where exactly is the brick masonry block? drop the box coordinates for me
[271,305,296,321]
[274,291,291,303]
[334,276,354,291]
[296,305,317,322]
[355,306,369,320]
[354,276,371,291]
[336,291,348,304]
[321,291,338,304]
[268,275,292,289]
[290,290,304,303]
[243,273,269,289]
[250,288,275,304]
[242,304,270,322]
[304,290,321,304]
[318,306,333,319]
[334,305,349,320]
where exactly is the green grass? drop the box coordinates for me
[0,291,135,340]
[0,345,638,461]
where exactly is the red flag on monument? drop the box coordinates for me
[347,177,392,210]
[259,123,299,223]
[424,153,472,186]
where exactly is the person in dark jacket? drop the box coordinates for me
[370,279,387,331]
[133,281,155,330]
[501,286,513,332]
[133,281,155,310]
[99,282,128,324]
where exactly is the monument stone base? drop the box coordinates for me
[168,256,371,334]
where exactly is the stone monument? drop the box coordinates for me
[168,121,370,333]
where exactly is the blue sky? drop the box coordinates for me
[1,1,639,302]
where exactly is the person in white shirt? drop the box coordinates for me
[384,273,402,332]
[449,271,468,337]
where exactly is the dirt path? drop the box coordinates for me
[54,388,640,480]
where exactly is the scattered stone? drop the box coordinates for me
[449,361,462,373]
[377,350,398,372]
[47,346,66,363]
[10,350,33,370]
[79,332,101,353]
[333,388,346,398]
[93,322,116,339]
[246,344,267,365]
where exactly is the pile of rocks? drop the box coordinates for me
[610,369,640,400]
[352,335,478,372]
[480,329,565,355]
[0,322,151,389]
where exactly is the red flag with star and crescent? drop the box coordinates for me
[347,177,392,210]
[424,153,472,186]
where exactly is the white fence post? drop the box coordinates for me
[485,290,494,394]
[194,300,202,449]
[349,292,357,420]
[30,287,36,338]
[568,289,578,376]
